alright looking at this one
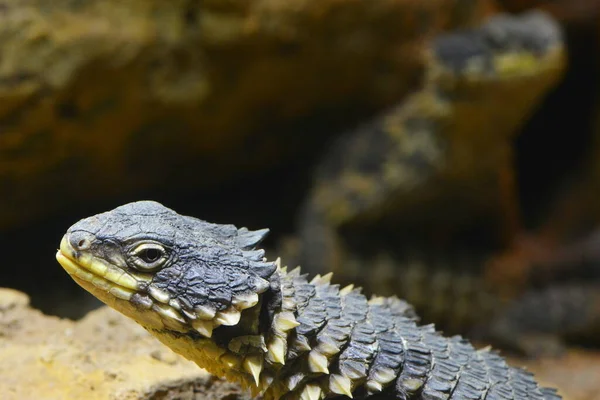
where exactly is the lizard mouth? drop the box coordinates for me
[56,236,197,332]
[56,235,139,301]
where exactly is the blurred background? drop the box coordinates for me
[1,0,600,397]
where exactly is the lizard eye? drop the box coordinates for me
[129,243,168,271]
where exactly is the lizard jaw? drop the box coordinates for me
[56,235,187,332]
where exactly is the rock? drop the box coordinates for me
[0,288,250,400]
[2,287,597,399]
[0,0,465,229]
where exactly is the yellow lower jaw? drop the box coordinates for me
[56,251,136,300]
[57,236,140,291]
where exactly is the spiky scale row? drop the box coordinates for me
[366,301,407,394]
[267,263,298,365]
[256,268,561,400]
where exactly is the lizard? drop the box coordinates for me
[56,200,562,400]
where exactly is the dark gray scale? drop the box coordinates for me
[520,369,548,400]
[280,273,296,300]
[393,320,433,398]
[479,349,521,400]
[280,272,298,311]
[280,285,370,395]
[338,320,378,382]
[279,283,345,393]
[505,368,531,400]
[326,289,372,364]
[324,289,373,389]
[365,302,407,392]
[447,346,492,400]
[284,273,315,359]
[336,292,378,385]
[266,272,298,340]
[418,332,458,400]
[291,274,315,312]
[479,349,511,386]
[313,283,348,352]
[287,275,328,360]
[508,367,545,400]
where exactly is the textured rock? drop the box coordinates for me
[0,288,250,400]
[3,287,599,399]
[0,0,466,229]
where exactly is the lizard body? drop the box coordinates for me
[56,201,561,400]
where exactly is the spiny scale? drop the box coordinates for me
[254,268,561,400]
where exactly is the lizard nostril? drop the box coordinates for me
[68,231,94,251]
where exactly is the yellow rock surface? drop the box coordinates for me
[0,288,247,400]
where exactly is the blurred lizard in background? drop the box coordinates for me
[281,9,600,356]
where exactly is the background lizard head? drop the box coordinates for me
[56,200,278,337]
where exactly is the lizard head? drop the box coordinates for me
[56,200,278,338]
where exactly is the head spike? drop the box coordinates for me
[365,380,382,393]
[339,284,354,296]
[215,309,242,326]
[274,312,300,332]
[182,309,197,320]
[168,299,182,310]
[292,336,311,352]
[317,336,340,356]
[267,336,286,364]
[243,355,263,386]
[300,384,323,400]
[152,304,185,324]
[368,296,385,305]
[330,374,353,398]
[194,304,216,320]
[149,286,170,303]
[371,367,396,384]
[308,350,329,374]
[192,319,213,338]
[315,272,333,285]
[232,293,259,310]
[251,276,271,293]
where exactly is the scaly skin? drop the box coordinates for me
[56,201,561,400]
